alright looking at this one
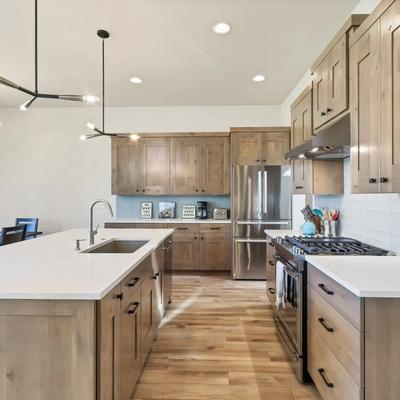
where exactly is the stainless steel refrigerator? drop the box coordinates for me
[232,165,292,280]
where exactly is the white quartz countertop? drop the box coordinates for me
[306,255,400,298]
[107,218,231,224]
[0,228,174,300]
[264,229,300,239]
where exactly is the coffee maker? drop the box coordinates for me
[196,201,208,219]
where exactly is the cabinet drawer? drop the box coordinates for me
[121,258,150,304]
[308,285,362,386]
[168,223,198,233]
[199,223,230,233]
[308,264,362,330]
[308,323,362,400]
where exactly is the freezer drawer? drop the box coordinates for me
[233,238,267,280]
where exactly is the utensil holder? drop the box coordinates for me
[323,220,338,237]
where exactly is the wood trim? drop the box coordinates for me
[230,127,290,133]
[350,0,397,47]
[290,84,312,110]
[122,132,230,138]
[311,14,368,72]
[312,109,350,136]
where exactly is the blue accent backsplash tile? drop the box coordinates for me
[116,195,230,219]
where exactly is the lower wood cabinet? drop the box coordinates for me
[199,233,230,270]
[172,232,199,270]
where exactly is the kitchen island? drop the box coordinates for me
[306,255,400,400]
[0,228,173,400]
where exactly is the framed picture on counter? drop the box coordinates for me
[140,202,153,219]
[182,204,196,219]
[159,202,176,219]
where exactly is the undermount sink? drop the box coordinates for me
[84,239,149,254]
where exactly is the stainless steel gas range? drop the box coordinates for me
[269,235,389,382]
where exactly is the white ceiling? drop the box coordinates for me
[0,0,361,108]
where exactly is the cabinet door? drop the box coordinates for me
[199,137,230,194]
[141,270,158,363]
[291,108,303,148]
[199,233,231,271]
[231,132,262,165]
[312,58,329,129]
[120,287,141,400]
[350,22,380,193]
[292,160,313,194]
[112,138,141,194]
[326,35,348,121]
[97,284,122,400]
[141,138,170,194]
[170,138,200,194]
[262,131,290,165]
[301,90,313,142]
[381,1,400,192]
[172,232,199,270]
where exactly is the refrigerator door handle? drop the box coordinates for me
[263,170,268,215]
[257,171,262,219]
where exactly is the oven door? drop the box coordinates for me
[275,256,305,357]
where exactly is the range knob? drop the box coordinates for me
[292,246,302,255]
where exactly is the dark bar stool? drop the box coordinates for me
[15,217,42,240]
[0,225,27,246]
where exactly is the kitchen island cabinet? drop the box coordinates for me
[306,256,400,400]
[0,228,173,400]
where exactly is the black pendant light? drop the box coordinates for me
[0,0,99,110]
[80,30,138,141]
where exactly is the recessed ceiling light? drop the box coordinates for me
[129,77,143,84]
[252,74,266,82]
[212,22,231,35]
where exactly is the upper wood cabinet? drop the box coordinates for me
[291,87,313,148]
[112,133,230,195]
[230,128,290,166]
[170,136,229,195]
[311,15,367,131]
[350,0,400,193]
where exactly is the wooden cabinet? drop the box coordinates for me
[141,138,170,194]
[291,87,313,147]
[311,15,366,131]
[97,284,122,400]
[231,128,290,166]
[350,0,400,193]
[170,137,229,195]
[112,138,141,194]
[172,232,199,270]
[292,159,344,195]
[199,233,230,271]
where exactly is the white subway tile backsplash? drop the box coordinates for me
[315,159,400,254]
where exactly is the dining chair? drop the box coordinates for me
[0,225,27,246]
[15,217,41,239]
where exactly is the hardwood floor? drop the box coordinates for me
[133,273,321,400]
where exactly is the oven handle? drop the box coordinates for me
[274,315,300,360]
[275,255,300,279]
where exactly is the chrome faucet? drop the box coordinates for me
[89,199,114,245]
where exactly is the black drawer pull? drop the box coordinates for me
[152,272,160,280]
[318,368,334,388]
[369,178,377,184]
[321,111,326,116]
[210,227,221,230]
[116,293,123,300]
[177,227,188,230]
[295,186,304,190]
[268,242,275,247]
[318,317,334,333]
[380,177,389,183]
[268,261,274,266]
[326,108,333,113]
[127,302,140,314]
[268,288,275,294]
[318,283,334,296]
[127,277,139,287]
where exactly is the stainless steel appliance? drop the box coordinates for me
[196,201,208,219]
[162,237,173,306]
[271,235,389,382]
[232,165,292,280]
[213,208,228,220]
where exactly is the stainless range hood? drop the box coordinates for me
[285,113,350,160]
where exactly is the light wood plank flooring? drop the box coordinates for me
[134,273,320,400]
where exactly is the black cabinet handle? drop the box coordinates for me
[318,317,334,333]
[369,178,377,184]
[142,189,145,192]
[126,302,140,314]
[136,189,139,192]
[318,283,334,296]
[195,189,199,192]
[194,236,198,239]
[201,236,204,240]
[127,277,139,287]
[152,272,160,280]
[116,293,123,300]
[201,189,205,192]
[268,288,275,294]
[380,177,389,183]
[326,108,333,113]
[318,368,334,388]
[210,227,221,230]
[268,242,275,247]
[262,159,266,162]
[256,159,260,162]
[295,186,304,190]
[321,111,326,116]
[177,227,188,231]
[268,261,274,266]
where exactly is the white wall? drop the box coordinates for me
[0,105,282,233]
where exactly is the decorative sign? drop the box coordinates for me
[140,202,153,219]
[182,204,196,219]
[159,202,176,219]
